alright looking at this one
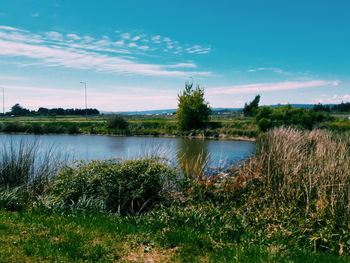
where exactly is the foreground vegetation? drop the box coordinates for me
[0,127,349,262]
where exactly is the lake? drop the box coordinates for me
[0,134,255,174]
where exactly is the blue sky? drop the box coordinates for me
[0,0,349,111]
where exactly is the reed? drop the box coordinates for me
[242,127,350,216]
[0,139,63,194]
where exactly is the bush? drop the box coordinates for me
[50,158,176,214]
[255,105,327,131]
[107,115,129,130]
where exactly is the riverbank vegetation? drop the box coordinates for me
[0,127,349,262]
[0,117,259,138]
[1,93,349,138]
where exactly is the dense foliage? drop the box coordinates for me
[255,105,327,131]
[176,83,211,131]
[51,159,175,214]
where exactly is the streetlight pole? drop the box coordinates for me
[80,81,87,118]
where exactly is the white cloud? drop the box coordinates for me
[0,26,27,32]
[132,36,141,41]
[0,25,212,77]
[31,13,40,17]
[128,43,137,48]
[121,33,131,39]
[248,67,309,76]
[206,80,340,95]
[151,35,161,41]
[165,63,197,69]
[248,67,287,74]
[67,33,80,40]
[115,31,211,55]
[114,40,124,46]
[45,31,63,41]
[185,45,211,54]
[138,45,149,50]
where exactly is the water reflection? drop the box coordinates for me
[177,138,209,176]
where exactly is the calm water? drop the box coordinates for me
[0,134,255,173]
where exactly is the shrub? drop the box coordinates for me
[50,158,176,214]
[107,115,129,130]
[255,105,327,131]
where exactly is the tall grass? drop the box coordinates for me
[242,127,350,217]
[0,139,63,194]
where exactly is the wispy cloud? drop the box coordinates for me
[115,31,211,55]
[248,67,309,76]
[248,67,289,74]
[0,25,212,77]
[206,80,340,95]
[0,75,26,81]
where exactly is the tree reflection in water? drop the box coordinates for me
[176,138,209,177]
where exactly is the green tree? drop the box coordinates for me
[10,104,30,116]
[243,95,260,117]
[176,83,211,131]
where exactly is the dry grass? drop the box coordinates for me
[242,127,350,216]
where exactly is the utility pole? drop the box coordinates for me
[80,82,87,118]
[2,87,4,117]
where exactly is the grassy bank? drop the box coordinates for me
[0,127,349,262]
[0,116,259,139]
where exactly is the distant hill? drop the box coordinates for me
[101,104,318,115]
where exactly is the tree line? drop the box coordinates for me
[7,104,100,116]
[312,102,350,112]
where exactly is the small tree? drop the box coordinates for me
[243,95,260,117]
[176,82,211,131]
[107,115,129,130]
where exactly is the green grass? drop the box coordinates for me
[0,206,349,263]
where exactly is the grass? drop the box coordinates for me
[0,206,349,263]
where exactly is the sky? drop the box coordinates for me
[0,0,349,111]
